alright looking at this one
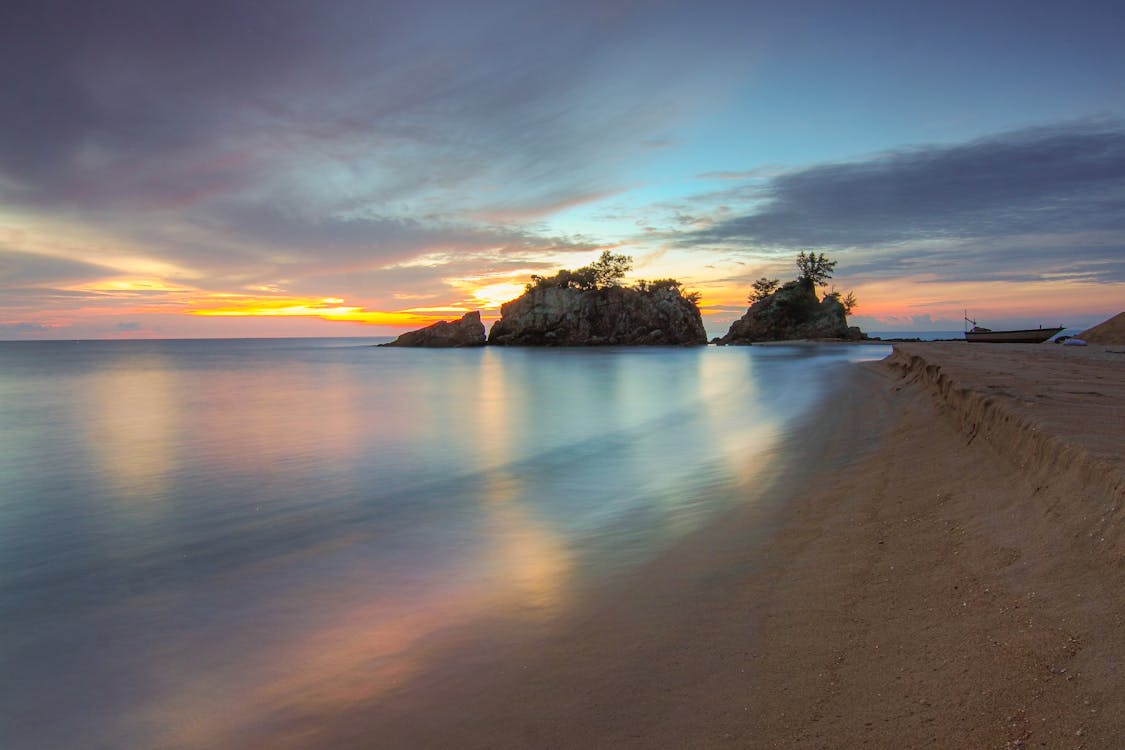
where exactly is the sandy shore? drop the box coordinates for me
[749,343,1124,748]
[256,343,1125,749]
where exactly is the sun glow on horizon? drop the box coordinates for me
[469,281,528,309]
[188,297,449,327]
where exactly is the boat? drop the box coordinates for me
[963,313,1064,344]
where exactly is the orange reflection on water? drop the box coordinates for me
[472,352,572,612]
[480,470,573,615]
[141,533,571,749]
[135,465,572,746]
[695,350,781,486]
[84,362,179,504]
[135,579,491,749]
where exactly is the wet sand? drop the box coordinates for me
[257,343,1125,749]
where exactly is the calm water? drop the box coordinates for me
[0,339,889,748]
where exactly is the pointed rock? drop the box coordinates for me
[380,311,486,347]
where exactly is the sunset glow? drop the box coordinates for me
[2,2,1122,340]
[188,297,453,327]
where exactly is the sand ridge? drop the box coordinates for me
[1077,312,1125,345]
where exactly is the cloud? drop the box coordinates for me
[0,1,763,317]
[695,167,785,181]
[0,248,116,286]
[676,120,1125,283]
[0,322,56,335]
[837,235,1125,284]
[0,1,746,216]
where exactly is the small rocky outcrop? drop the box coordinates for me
[717,280,863,344]
[488,286,707,346]
[380,311,486,347]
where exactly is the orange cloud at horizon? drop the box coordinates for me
[844,275,1122,327]
[7,249,1120,340]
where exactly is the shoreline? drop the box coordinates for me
[749,342,1124,747]
[245,343,1123,748]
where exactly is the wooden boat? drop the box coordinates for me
[963,314,1064,343]
[964,326,1064,343]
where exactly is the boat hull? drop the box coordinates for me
[964,327,1064,344]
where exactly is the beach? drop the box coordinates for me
[290,342,1125,749]
[747,343,1124,748]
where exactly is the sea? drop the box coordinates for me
[0,338,890,748]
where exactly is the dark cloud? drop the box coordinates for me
[693,122,1125,247]
[0,1,745,213]
[837,237,1125,284]
[679,121,1125,283]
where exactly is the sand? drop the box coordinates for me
[749,342,1124,748]
[251,342,1125,749]
[1078,311,1125,345]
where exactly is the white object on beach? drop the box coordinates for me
[1063,338,1087,346]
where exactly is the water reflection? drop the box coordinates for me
[84,360,179,504]
[0,339,890,749]
[480,469,573,615]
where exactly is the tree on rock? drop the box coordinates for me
[528,250,632,291]
[825,288,859,314]
[795,251,836,287]
[749,277,780,303]
[588,250,633,289]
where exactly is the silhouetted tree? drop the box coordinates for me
[527,268,581,290]
[587,250,633,289]
[748,277,780,303]
[795,251,836,287]
[634,278,701,305]
[825,287,859,315]
[528,251,632,291]
[635,278,682,293]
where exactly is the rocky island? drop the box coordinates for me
[384,252,707,347]
[381,251,867,347]
[379,310,486,347]
[717,252,865,344]
[488,282,706,346]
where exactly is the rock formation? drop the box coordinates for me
[717,280,864,344]
[488,286,707,346]
[380,311,486,347]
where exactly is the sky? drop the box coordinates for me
[2,0,1123,339]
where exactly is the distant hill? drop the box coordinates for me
[1078,312,1125,344]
